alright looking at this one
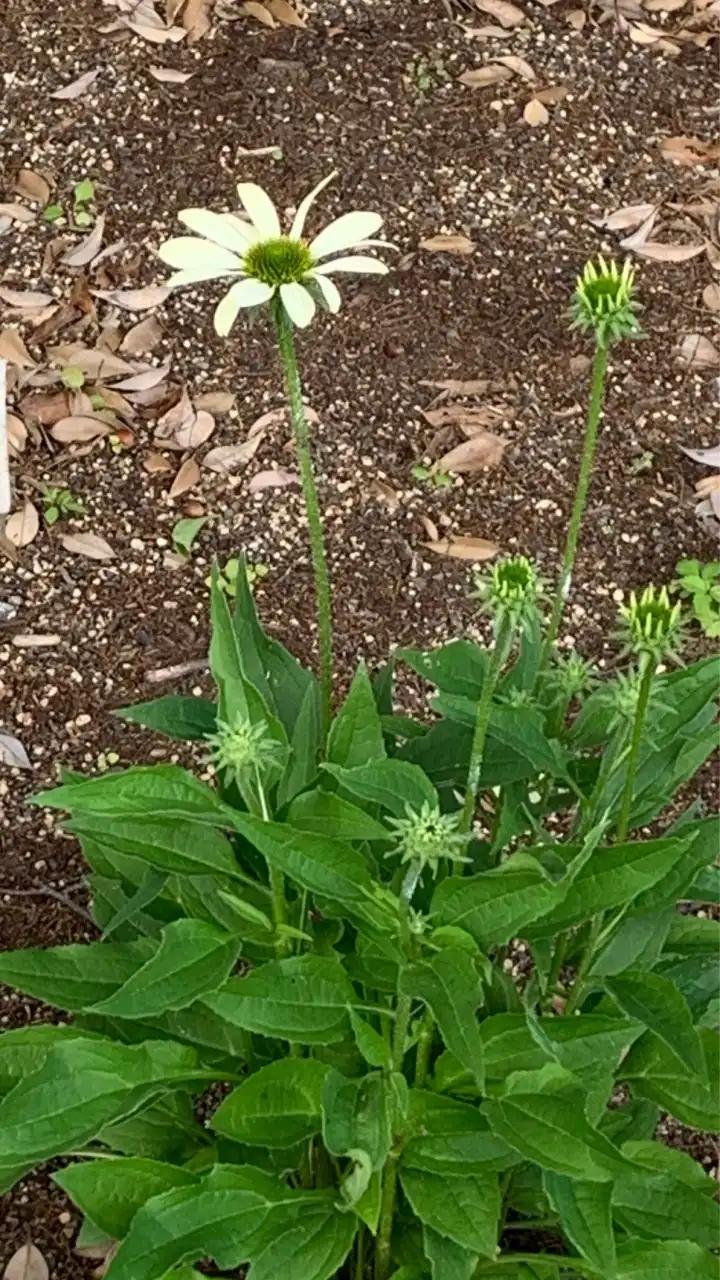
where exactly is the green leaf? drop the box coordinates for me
[0,1039,201,1172]
[483,1064,639,1182]
[654,954,718,1021]
[612,1141,719,1249]
[34,764,229,825]
[403,1090,519,1175]
[212,1059,328,1148]
[327,663,386,768]
[431,853,561,948]
[98,1091,204,1163]
[630,818,720,916]
[88,920,240,1019]
[322,1068,392,1169]
[276,677,322,808]
[102,869,169,941]
[399,1163,499,1257]
[0,1025,98,1096]
[0,938,154,1010]
[205,955,355,1044]
[664,914,720,955]
[605,971,707,1081]
[528,838,693,936]
[397,641,488,699]
[400,948,484,1090]
[286,788,391,842]
[69,815,241,882]
[423,1226,477,1280]
[590,909,675,978]
[228,812,376,905]
[431,699,570,784]
[322,757,438,817]
[172,516,207,556]
[247,1195,357,1280]
[543,1173,616,1279]
[114,696,217,741]
[615,1239,718,1280]
[74,178,95,203]
[55,1157,198,1239]
[349,1009,391,1069]
[621,1029,719,1131]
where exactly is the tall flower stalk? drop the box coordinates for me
[157,173,392,738]
[540,258,641,673]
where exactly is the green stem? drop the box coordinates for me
[375,1150,400,1280]
[475,1254,594,1276]
[544,930,568,1000]
[540,339,609,671]
[615,657,655,843]
[273,301,334,740]
[256,767,292,959]
[414,1008,434,1088]
[565,913,604,1015]
[460,616,514,835]
[354,1225,366,1280]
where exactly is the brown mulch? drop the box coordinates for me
[1,0,719,1271]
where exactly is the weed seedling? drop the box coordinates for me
[40,485,84,525]
[672,558,720,637]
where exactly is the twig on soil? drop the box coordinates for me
[0,882,94,924]
[145,656,209,684]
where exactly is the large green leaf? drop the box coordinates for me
[55,1157,198,1238]
[483,1064,639,1182]
[0,1039,201,1172]
[663,915,720,956]
[400,949,485,1090]
[212,1059,328,1148]
[621,1029,719,1131]
[0,1025,98,1096]
[70,815,242,882]
[228,812,376,904]
[322,1068,392,1169]
[327,663,386,769]
[431,853,561,947]
[605,971,707,1081]
[480,1014,642,1106]
[398,641,488,699]
[98,1091,204,1163]
[423,1227,477,1280]
[615,1239,718,1279]
[34,764,229,825]
[205,955,355,1044]
[528,838,693,936]
[276,678,322,808]
[322,758,438,817]
[655,953,718,1020]
[399,1163,499,1257]
[286,789,391,842]
[612,1140,718,1249]
[247,1195,357,1280]
[590,909,675,978]
[543,1173,616,1279]
[629,818,719,917]
[399,719,472,793]
[403,1091,520,1176]
[113,696,217,741]
[88,920,240,1020]
[0,938,155,1010]
[433,701,570,783]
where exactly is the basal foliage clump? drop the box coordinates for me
[0,200,717,1280]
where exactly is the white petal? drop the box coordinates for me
[236,183,281,239]
[353,239,399,251]
[309,211,383,261]
[166,267,243,288]
[178,208,256,254]
[289,170,338,241]
[214,279,275,337]
[157,237,244,273]
[280,282,316,328]
[315,255,389,276]
[312,273,342,314]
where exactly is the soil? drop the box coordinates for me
[1,0,719,1272]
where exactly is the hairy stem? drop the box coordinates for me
[460,616,514,835]
[273,301,334,739]
[375,1151,400,1280]
[615,657,655,843]
[256,767,292,958]
[540,339,609,671]
[565,913,604,1016]
[414,1008,434,1088]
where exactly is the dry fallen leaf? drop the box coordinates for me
[566,7,587,27]
[243,0,276,24]
[249,407,287,434]
[661,135,720,168]
[599,202,658,233]
[523,98,549,127]
[203,436,263,474]
[49,345,135,379]
[267,0,306,23]
[0,328,36,368]
[169,456,201,497]
[194,389,235,415]
[50,415,111,443]
[157,387,195,437]
[59,531,116,560]
[370,479,401,511]
[14,169,51,204]
[249,468,300,493]
[420,379,489,397]
[143,450,175,474]
[18,389,70,425]
[148,64,195,82]
[0,287,55,310]
[63,214,106,268]
[421,404,507,435]
[5,501,40,548]
[2,1242,48,1279]
[459,65,512,88]
[677,334,720,369]
[493,53,535,79]
[419,233,474,255]
[120,315,164,355]
[681,442,720,468]
[702,282,720,312]
[534,84,568,105]
[473,0,526,26]
[631,241,706,263]
[424,534,500,562]
[7,414,27,454]
[50,68,101,99]
[112,364,171,392]
[175,410,215,450]
[418,514,439,543]
[695,474,720,496]
[92,286,171,311]
[0,202,36,224]
[435,431,506,474]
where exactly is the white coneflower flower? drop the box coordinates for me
[157,171,392,335]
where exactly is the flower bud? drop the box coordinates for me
[386,801,469,879]
[475,555,541,631]
[617,585,684,663]
[549,650,597,701]
[572,256,640,344]
[206,714,281,778]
